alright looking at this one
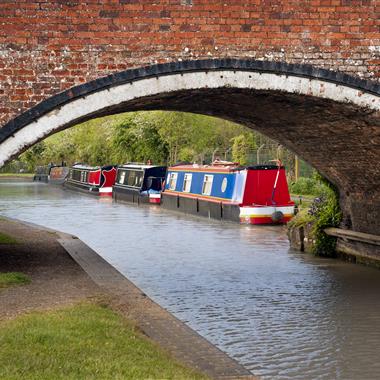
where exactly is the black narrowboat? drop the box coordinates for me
[65,164,117,196]
[113,163,167,204]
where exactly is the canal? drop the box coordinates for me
[1,181,380,379]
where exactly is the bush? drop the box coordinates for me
[290,176,326,196]
[287,208,313,229]
[288,175,342,257]
[308,184,342,257]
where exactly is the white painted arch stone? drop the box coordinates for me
[1,70,380,167]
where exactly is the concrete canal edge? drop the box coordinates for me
[56,231,256,379]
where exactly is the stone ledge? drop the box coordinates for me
[325,227,380,246]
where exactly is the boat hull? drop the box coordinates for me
[161,193,240,222]
[113,186,151,204]
[162,193,294,225]
[239,205,295,225]
[64,181,111,196]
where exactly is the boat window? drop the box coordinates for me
[71,169,81,181]
[135,171,143,187]
[118,171,126,184]
[182,173,192,192]
[127,171,136,186]
[168,173,178,190]
[122,171,130,185]
[123,170,143,188]
[202,175,213,195]
[221,177,228,193]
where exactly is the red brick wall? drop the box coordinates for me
[1,0,379,126]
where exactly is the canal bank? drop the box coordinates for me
[0,216,255,379]
[288,221,380,269]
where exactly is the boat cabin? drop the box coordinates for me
[65,164,117,196]
[113,164,167,204]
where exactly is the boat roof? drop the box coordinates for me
[72,164,100,170]
[119,164,165,170]
[168,164,241,173]
[72,164,115,170]
[168,163,283,173]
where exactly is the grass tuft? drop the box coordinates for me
[0,302,208,380]
[0,232,19,244]
[0,173,33,177]
[0,272,30,289]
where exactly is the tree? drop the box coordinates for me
[20,142,46,171]
[111,113,168,164]
[231,133,256,165]
[17,111,264,169]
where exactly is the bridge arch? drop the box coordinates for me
[0,59,379,234]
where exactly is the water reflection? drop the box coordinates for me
[1,182,380,379]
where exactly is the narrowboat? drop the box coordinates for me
[113,163,167,204]
[49,166,69,185]
[34,163,69,184]
[65,164,117,196]
[161,161,295,224]
[33,165,50,182]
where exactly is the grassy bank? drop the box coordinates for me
[0,302,208,380]
[0,272,30,289]
[0,173,33,177]
[0,232,19,244]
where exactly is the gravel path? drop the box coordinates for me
[0,217,103,319]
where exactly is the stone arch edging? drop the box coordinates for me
[1,58,380,166]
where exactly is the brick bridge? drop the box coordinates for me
[0,1,379,242]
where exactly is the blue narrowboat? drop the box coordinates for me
[161,161,295,224]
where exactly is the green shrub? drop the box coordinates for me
[287,208,313,229]
[288,175,342,257]
[290,176,326,196]
[309,182,342,257]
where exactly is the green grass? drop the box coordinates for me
[0,173,33,177]
[0,232,18,244]
[0,272,30,289]
[0,303,209,380]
